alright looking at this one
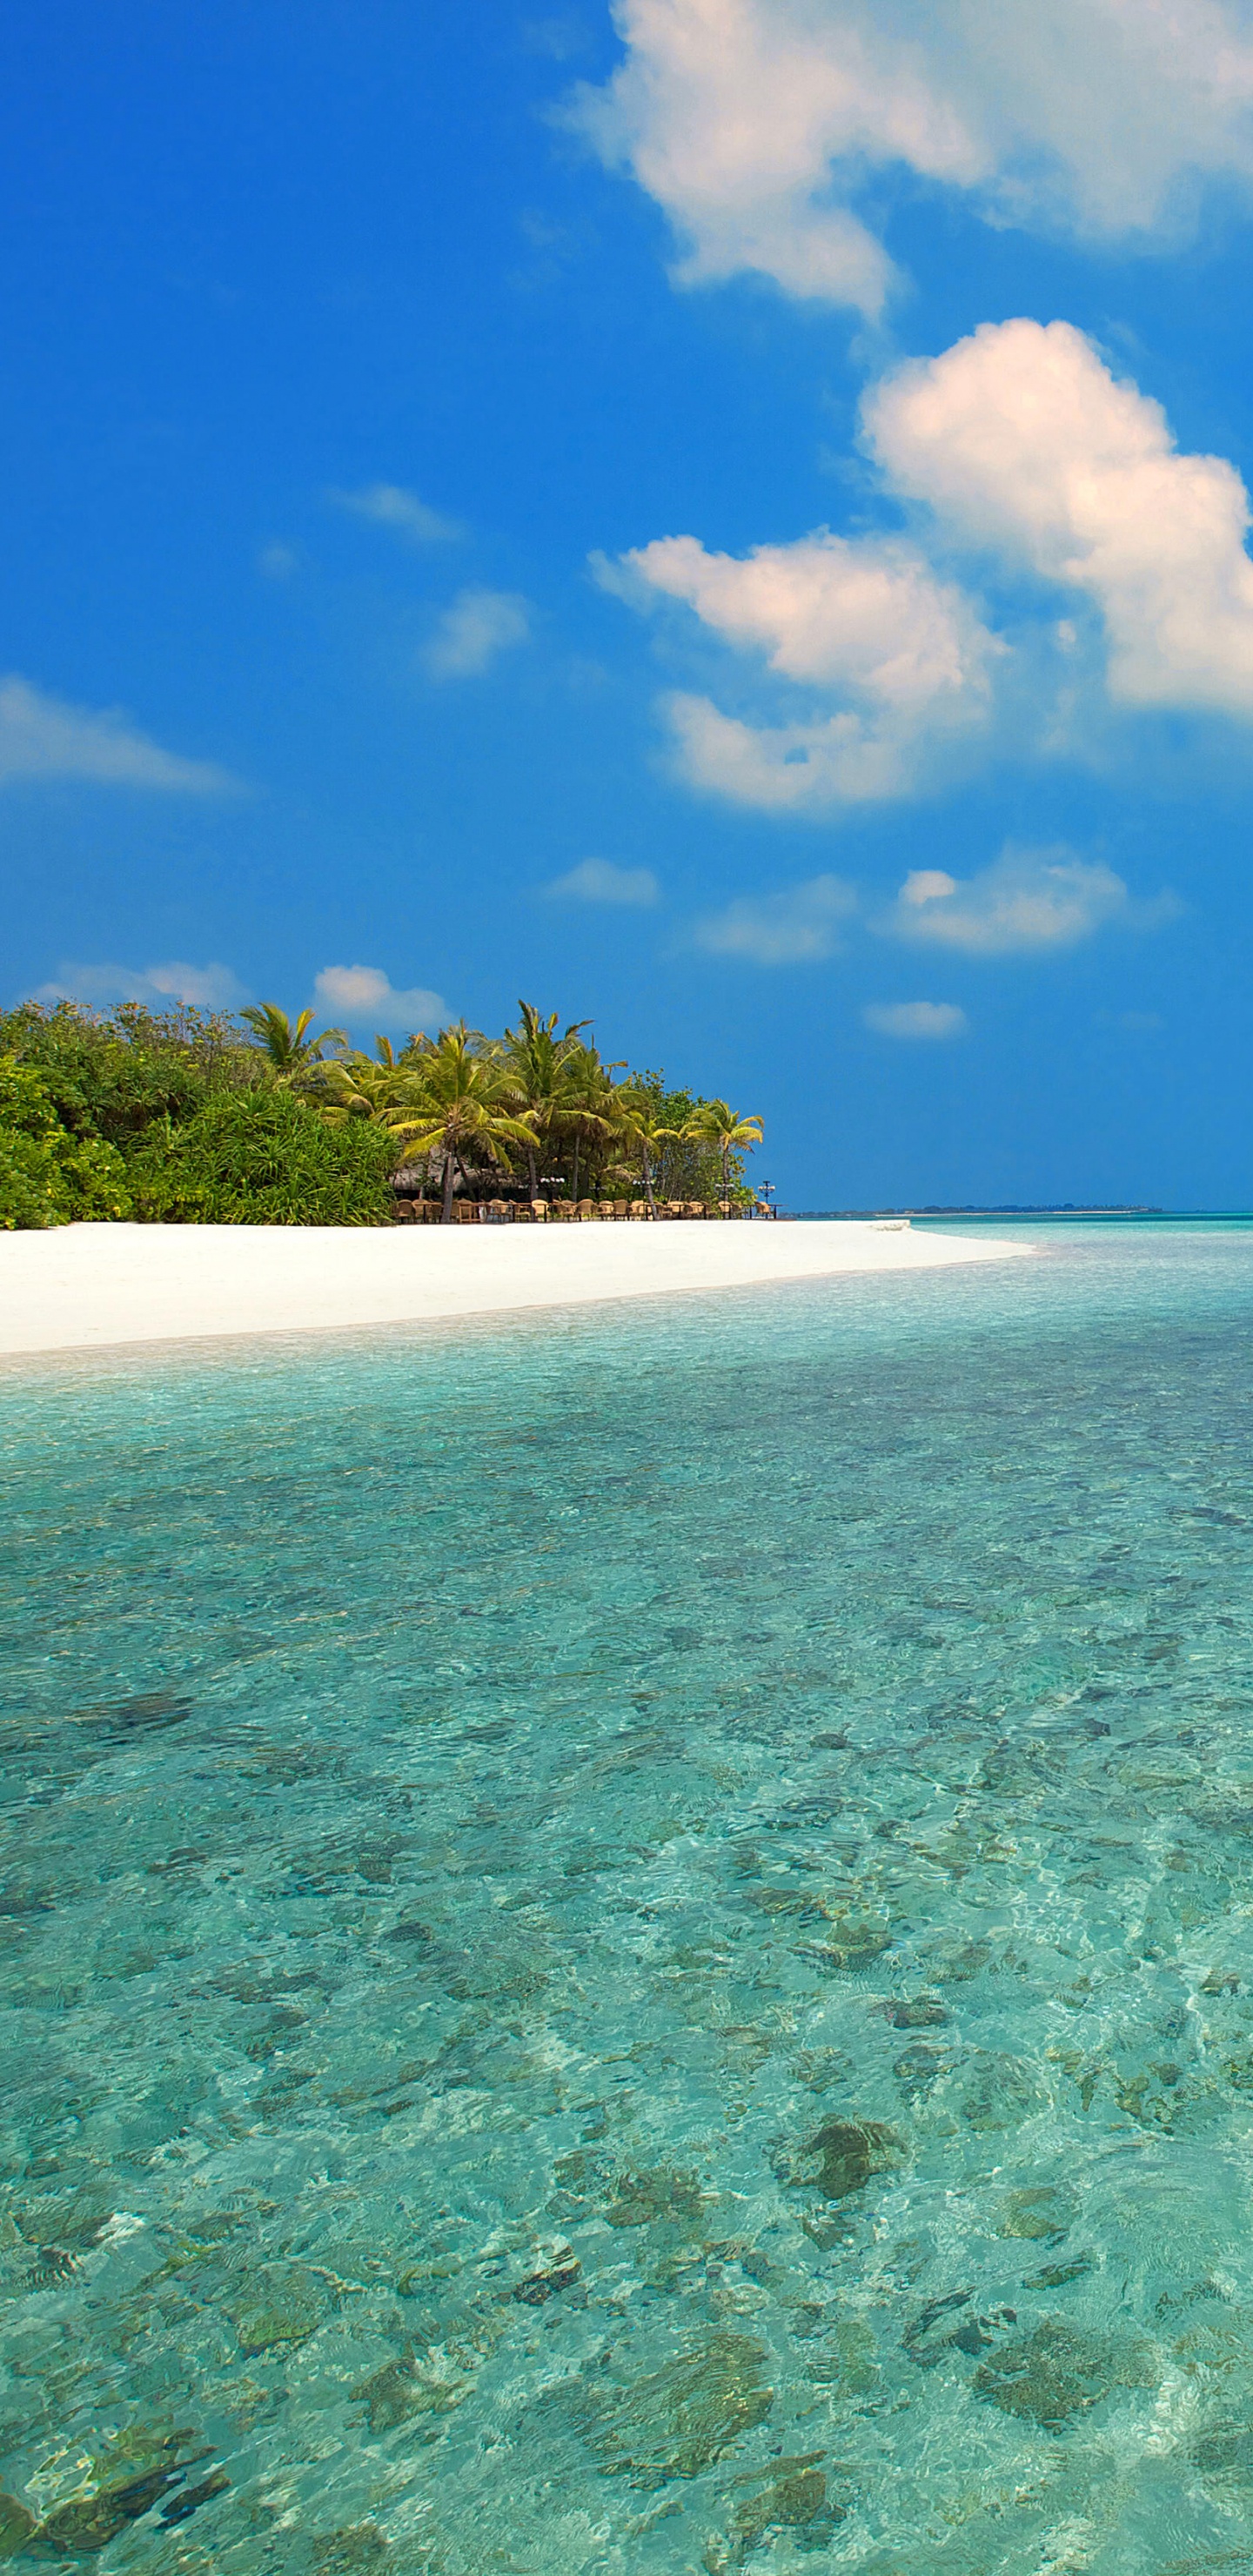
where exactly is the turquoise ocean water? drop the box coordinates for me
[6,1224,1253,2573]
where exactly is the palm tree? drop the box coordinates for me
[401,1023,539,1221]
[556,1043,621,1203]
[240,1003,346,1076]
[310,1040,432,1156]
[688,1099,765,1214]
[499,1003,590,1200]
[614,1088,680,1217]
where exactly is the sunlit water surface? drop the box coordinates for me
[5,1225,1253,2574]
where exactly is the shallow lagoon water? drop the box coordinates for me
[4,1225,1253,2573]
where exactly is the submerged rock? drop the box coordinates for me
[793,2118,904,2200]
[604,2168,709,2231]
[973,2318,1156,2426]
[728,2453,834,2552]
[882,1996,948,2029]
[960,2054,1046,2132]
[84,1692,194,1740]
[1190,2421,1253,2475]
[893,2043,952,2100]
[569,2331,773,2486]
[223,2259,326,2355]
[513,2250,580,2304]
[354,2351,471,2432]
[34,2465,184,2553]
[312,2529,392,2571]
[0,2495,37,2557]
[158,2468,230,2528]
[809,1903,893,1970]
[996,2185,1079,2243]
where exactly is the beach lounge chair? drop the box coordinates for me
[630,1200,648,1219]
[576,1199,596,1221]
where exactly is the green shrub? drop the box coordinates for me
[125,1086,398,1225]
[0,1056,134,1227]
[0,999,262,1148]
[0,1124,69,1228]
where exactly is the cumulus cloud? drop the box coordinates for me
[606,320,1253,800]
[873,845,1137,956]
[569,0,1253,315]
[424,588,531,679]
[865,318,1253,717]
[37,961,246,1010]
[693,873,856,963]
[332,483,463,544]
[313,964,448,1033]
[613,530,996,807]
[626,531,990,704]
[0,677,236,792]
[543,856,660,904]
[863,1000,968,1039]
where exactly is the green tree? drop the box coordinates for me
[0,1054,132,1228]
[688,1099,765,1213]
[614,1085,680,1217]
[0,999,257,1148]
[499,1003,591,1199]
[402,1023,539,1221]
[239,1003,346,1075]
[310,1037,432,1156]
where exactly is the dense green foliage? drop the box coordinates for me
[126,1090,399,1225]
[0,996,763,1226]
[0,1052,132,1229]
[0,1004,395,1228]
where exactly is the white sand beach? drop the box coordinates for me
[0,1218,1033,1358]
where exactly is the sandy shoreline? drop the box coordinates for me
[0,1219,1033,1358]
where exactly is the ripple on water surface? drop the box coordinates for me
[4,1226,1253,2573]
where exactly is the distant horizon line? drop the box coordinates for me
[787,1204,1250,1221]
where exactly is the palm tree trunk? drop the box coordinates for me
[643,1141,656,1217]
[721,1139,729,1216]
[441,1147,455,1223]
[526,1139,538,1200]
[572,1131,580,1203]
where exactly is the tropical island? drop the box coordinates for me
[0,996,765,1229]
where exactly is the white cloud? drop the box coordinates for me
[424,588,531,679]
[543,856,660,904]
[625,530,990,704]
[259,542,299,580]
[693,872,856,963]
[570,0,1253,316]
[332,483,463,544]
[874,845,1135,955]
[37,961,246,1010]
[863,999,968,1039]
[0,677,236,792]
[313,964,448,1033]
[612,530,996,807]
[865,318,1253,718]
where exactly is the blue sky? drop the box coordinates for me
[5,1,1253,1208]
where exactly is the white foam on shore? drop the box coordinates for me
[0,1219,1034,1358]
